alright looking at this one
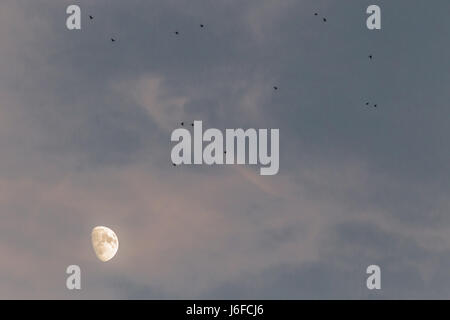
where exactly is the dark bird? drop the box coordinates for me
[175,31,179,35]
[273,86,278,90]
[173,163,177,167]
[369,55,373,59]
[89,15,94,20]
[366,102,370,106]
[374,104,378,108]
[111,38,116,42]
[224,151,227,154]
[181,122,184,126]
[191,123,194,126]
[323,18,327,22]
[200,24,204,28]
[314,13,318,16]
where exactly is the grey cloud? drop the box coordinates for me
[0,0,449,299]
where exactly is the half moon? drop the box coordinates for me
[91,226,119,262]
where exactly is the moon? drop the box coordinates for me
[91,226,119,262]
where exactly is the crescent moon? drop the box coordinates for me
[91,226,119,262]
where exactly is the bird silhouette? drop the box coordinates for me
[175,31,179,35]
[111,38,116,42]
[273,86,278,90]
[323,18,327,22]
[89,15,94,20]
[369,55,373,59]
[181,122,184,126]
[374,104,378,108]
[191,123,194,126]
[366,102,370,106]
[200,24,204,28]
[172,163,177,167]
[314,13,318,16]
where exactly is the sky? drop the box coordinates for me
[0,0,449,299]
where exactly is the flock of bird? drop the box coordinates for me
[314,12,327,22]
[87,11,377,168]
[313,12,377,109]
[89,14,204,41]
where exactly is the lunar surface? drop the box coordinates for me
[91,226,119,262]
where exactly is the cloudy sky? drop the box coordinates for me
[0,0,449,299]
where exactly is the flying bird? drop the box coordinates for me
[323,18,327,22]
[175,31,179,35]
[366,102,370,106]
[181,122,184,126]
[369,55,373,59]
[200,24,205,28]
[273,86,278,90]
[89,15,94,20]
[374,104,378,108]
[314,13,318,16]
[111,38,116,42]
